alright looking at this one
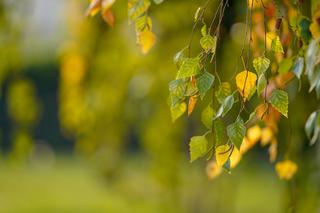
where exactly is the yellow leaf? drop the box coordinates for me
[247,125,261,145]
[240,136,251,154]
[310,22,320,39]
[236,71,257,100]
[206,161,222,179]
[275,160,297,180]
[137,30,156,54]
[188,96,198,116]
[101,0,116,10]
[215,144,232,167]
[260,127,274,146]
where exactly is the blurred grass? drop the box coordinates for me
[0,155,286,213]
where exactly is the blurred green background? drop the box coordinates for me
[0,0,319,212]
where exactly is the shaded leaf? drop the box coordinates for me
[305,111,317,140]
[278,58,293,74]
[215,82,231,104]
[214,119,226,146]
[292,57,304,79]
[268,89,289,117]
[196,71,214,99]
[189,136,208,162]
[227,117,246,149]
[201,104,215,129]
[257,74,267,95]
[215,95,234,118]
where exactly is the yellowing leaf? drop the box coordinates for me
[102,0,116,10]
[215,144,232,167]
[170,102,186,122]
[268,89,288,117]
[310,22,320,39]
[275,160,298,180]
[206,161,222,179]
[137,30,156,54]
[247,125,261,145]
[188,96,198,116]
[253,56,270,75]
[240,136,251,154]
[271,36,284,54]
[236,71,257,100]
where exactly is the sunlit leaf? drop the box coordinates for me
[275,160,298,180]
[215,144,232,167]
[271,36,284,53]
[201,104,215,129]
[176,57,201,79]
[292,57,304,79]
[196,71,214,99]
[200,35,216,53]
[138,30,156,54]
[260,127,274,146]
[278,58,293,74]
[227,117,246,149]
[189,136,208,162]
[194,7,202,22]
[215,82,231,104]
[170,102,186,122]
[230,146,241,169]
[247,125,261,145]
[236,71,257,100]
[253,56,270,75]
[268,89,289,117]
[135,15,152,32]
[188,96,198,116]
[201,24,207,36]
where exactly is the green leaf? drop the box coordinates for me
[189,136,208,162]
[292,57,304,79]
[169,79,186,106]
[194,7,202,22]
[170,101,187,122]
[227,117,246,149]
[196,71,214,99]
[253,56,270,75]
[201,104,215,129]
[201,24,207,37]
[215,82,231,104]
[268,89,289,117]
[128,0,151,21]
[305,111,317,140]
[278,58,293,74]
[176,57,201,79]
[200,35,215,53]
[214,119,226,146]
[215,95,234,118]
[298,17,312,43]
[271,36,284,54]
[257,74,267,95]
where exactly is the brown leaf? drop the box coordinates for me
[188,96,198,116]
[102,9,115,27]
